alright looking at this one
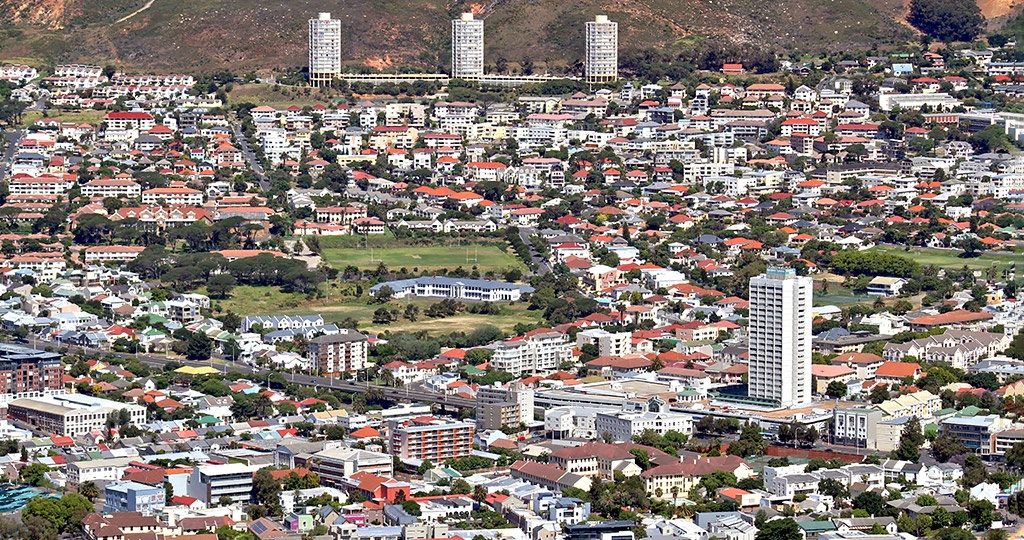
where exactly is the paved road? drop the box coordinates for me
[518,226,551,276]
[0,130,24,180]
[30,338,475,409]
[229,114,269,192]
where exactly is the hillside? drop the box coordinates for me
[0,0,925,73]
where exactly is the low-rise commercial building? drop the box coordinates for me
[8,394,146,436]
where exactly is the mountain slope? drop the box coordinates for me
[0,0,919,73]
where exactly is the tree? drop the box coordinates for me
[186,331,213,360]
[825,381,848,398]
[755,518,801,540]
[931,431,967,462]
[20,463,50,486]
[401,500,421,516]
[252,468,282,515]
[373,285,395,304]
[853,491,887,516]
[818,478,849,499]
[218,495,233,507]
[22,494,93,533]
[869,384,890,404]
[450,478,471,494]
[372,307,396,324]
[891,417,923,461]
[967,499,996,528]
[473,484,487,503]
[79,481,100,502]
[23,516,58,540]
[206,274,238,299]
[908,0,983,42]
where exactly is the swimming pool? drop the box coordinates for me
[0,484,58,514]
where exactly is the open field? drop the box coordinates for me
[322,245,526,272]
[200,285,308,315]
[868,245,1020,271]
[812,285,872,306]
[227,84,336,109]
[203,285,542,336]
[22,110,108,127]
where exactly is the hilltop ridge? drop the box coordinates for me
[0,0,950,73]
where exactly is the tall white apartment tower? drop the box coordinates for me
[585,15,618,83]
[308,12,342,88]
[451,12,485,79]
[747,267,813,408]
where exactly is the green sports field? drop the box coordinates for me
[868,245,1020,271]
[322,245,526,272]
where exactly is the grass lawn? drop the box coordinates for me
[205,285,541,336]
[22,110,108,127]
[201,285,309,315]
[814,287,873,306]
[868,245,1020,271]
[322,245,526,272]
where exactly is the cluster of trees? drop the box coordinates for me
[830,251,921,278]
[776,422,820,448]
[129,248,320,295]
[21,494,94,535]
[908,0,984,42]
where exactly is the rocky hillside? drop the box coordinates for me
[0,0,977,73]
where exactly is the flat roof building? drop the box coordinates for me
[748,267,813,408]
[452,13,484,79]
[585,15,618,83]
[309,12,342,87]
[9,394,146,437]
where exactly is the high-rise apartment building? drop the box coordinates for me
[490,328,573,377]
[585,15,618,83]
[388,417,475,462]
[747,267,813,408]
[451,12,484,79]
[307,330,368,375]
[308,12,342,87]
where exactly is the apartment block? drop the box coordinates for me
[388,417,475,462]
[748,267,812,407]
[67,457,137,488]
[307,330,368,375]
[103,480,166,516]
[476,381,535,429]
[490,328,572,376]
[585,15,618,83]
[832,407,884,449]
[309,13,343,87]
[187,463,261,504]
[451,13,484,78]
[0,344,63,397]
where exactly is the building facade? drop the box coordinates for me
[309,13,343,87]
[451,13,484,78]
[8,394,146,436]
[388,418,475,462]
[747,267,813,408]
[585,15,618,83]
[0,344,63,398]
[103,480,166,516]
[307,330,368,375]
